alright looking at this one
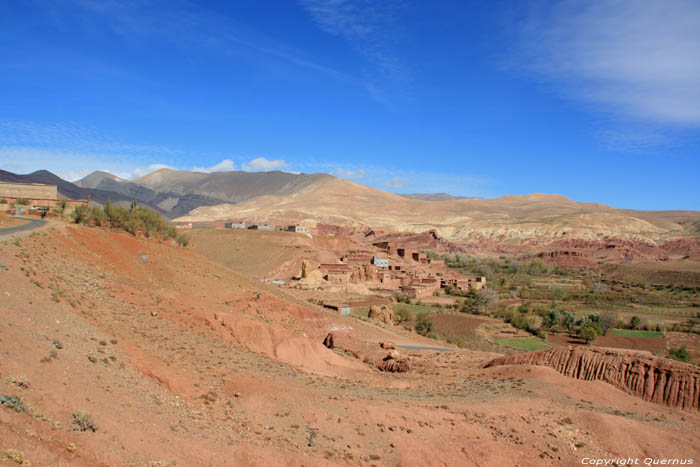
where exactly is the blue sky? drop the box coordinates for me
[1,0,699,210]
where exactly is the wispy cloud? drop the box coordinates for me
[192,159,235,173]
[242,157,288,172]
[513,0,700,127]
[333,167,366,180]
[384,176,410,189]
[298,0,409,103]
[66,0,354,86]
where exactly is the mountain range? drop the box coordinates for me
[2,168,700,260]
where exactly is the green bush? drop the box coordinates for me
[415,312,433,336]
[71,201,182,244]
[526,259,549,275]
[72,411,97,432]
[667,346,690,363]
[71,204,90,224]
[175,233,190,247]
[15,198,29,206]
[104,202,129,227]
[630,316,641,329]
[0,199,7,204]
[578,321,600,344]
[394,308,413,324]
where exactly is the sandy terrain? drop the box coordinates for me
[0,224,698,466]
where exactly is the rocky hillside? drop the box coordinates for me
[175,176,700,256]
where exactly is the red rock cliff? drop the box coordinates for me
[483,346,700,410]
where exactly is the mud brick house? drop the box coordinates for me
[287,224,309,233]
[248,224,274,231]
[320,264,352,284]
[225,221,246,229]
[468,276,487,290]
[373,241,398,256]
[322,302,353,316]
[0,181,58,207]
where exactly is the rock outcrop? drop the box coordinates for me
[322,332,410,372]
[483,346,700,410]
[368,305,394,325]
[299,259,323,285]
[376,351,410,373]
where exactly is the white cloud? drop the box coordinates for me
[384,176,411,189]
[333,168,367,179]
[192,159,235,173]
[242,157,288,172]
[514,0,700,126]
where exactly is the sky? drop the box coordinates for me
[1,0,699,210]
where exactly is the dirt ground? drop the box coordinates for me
[0,224,699,466]
[666,332,700,364]
[547,333,667,355]
[0,213,25,228]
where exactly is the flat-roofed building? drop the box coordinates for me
[0,182,58,207]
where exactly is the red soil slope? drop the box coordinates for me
[1,224,699,465]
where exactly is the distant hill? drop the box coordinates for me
[175,176,700,251]
[131,168,333,204]
[73,168,335,218]
[0,169,166,212]
[400,193,469,201]
[75,170,223,218]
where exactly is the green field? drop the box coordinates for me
[495,337,552,351]
[609,329,664,338]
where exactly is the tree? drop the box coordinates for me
[476,288,499,313]
[578,322,600,344]
[550,285,566,301]
[562,311,576,332]
[599,313,617,336]
[630,316,641,330]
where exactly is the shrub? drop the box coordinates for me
[550,285,566,301]
[392,292,411,304]
[526,259,549,275]
[415,312,433,336]
[394,308,413,324]
[89,206,105,226]
[525,314,543,332]
[15,198,29,206]
[667,346,690,363]
[0,199,7,204]
[175,233,190,247]
[71,204,90,224]
[72,411,97,432]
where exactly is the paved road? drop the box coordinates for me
[0,217,47,236]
